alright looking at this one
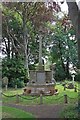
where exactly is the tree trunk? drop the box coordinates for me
[67,2,80,110]
[23,31,28,70]
[22,4,29,72]
[39,34,42,65]
[67,1,80,68]
[77,10,80,68]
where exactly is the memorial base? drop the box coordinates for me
[23,70,57,96]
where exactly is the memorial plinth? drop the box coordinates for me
[23,70,57,95]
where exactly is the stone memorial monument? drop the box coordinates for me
[23,34,57,95]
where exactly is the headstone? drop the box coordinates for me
[15,85,17,90]
[3,77,8,91]
[3,77,8,85]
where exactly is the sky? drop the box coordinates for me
[59,0,80,12]
[60,1,68,13]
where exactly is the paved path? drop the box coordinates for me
[3,103,64,118]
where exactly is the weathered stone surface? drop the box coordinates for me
[46,71,52,82]
[2,77,8,85]
[24,70,56,95]
[30,71,36,83]
[37,72,45,84]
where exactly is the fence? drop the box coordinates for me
[1,92,78,105]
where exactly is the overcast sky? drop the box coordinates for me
[59,0,80,12]
[60,1,68,13]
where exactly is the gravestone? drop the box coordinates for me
[2,77,8,91]
[3,77,8,85]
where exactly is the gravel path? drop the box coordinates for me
[3,103,64,118]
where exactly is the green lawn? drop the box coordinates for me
[0,106,2,120]
[2,88,23,95]
[60,104,79,119]
[1,106,35,119]
[1,81,80,119]
[2,81,79,105]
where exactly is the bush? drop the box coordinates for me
[75,72,80,81]
[2,58,28,85]
[54,64,66,81]
[9,78,25,88]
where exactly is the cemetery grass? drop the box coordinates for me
[1,106,35,119]
[59,104,79,119]
[2,81,79,105]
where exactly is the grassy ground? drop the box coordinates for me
[2,81,79,105]
[1,106,35,119]
[1,81,79,119]
[0,105,2,120]
[60,104,79,119]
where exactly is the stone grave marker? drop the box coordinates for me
[3,77,8,90]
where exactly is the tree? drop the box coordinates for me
[46,14,77,80]
[2,2,60,65]
[66,1,80,69]
[63,0,80,110]
[2,2,61,84]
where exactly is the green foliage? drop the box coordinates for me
[54,63,66,81]
[2,57,28,87]
[9,78,25,88]
[47,20,77,80]
[2,3,78,84]
[75,72,80,81]
[29,64,36,70]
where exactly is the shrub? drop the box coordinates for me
[75,72,80,81]
[54,64,66,81]
[9,78,25,88]
[2,58,28,86]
